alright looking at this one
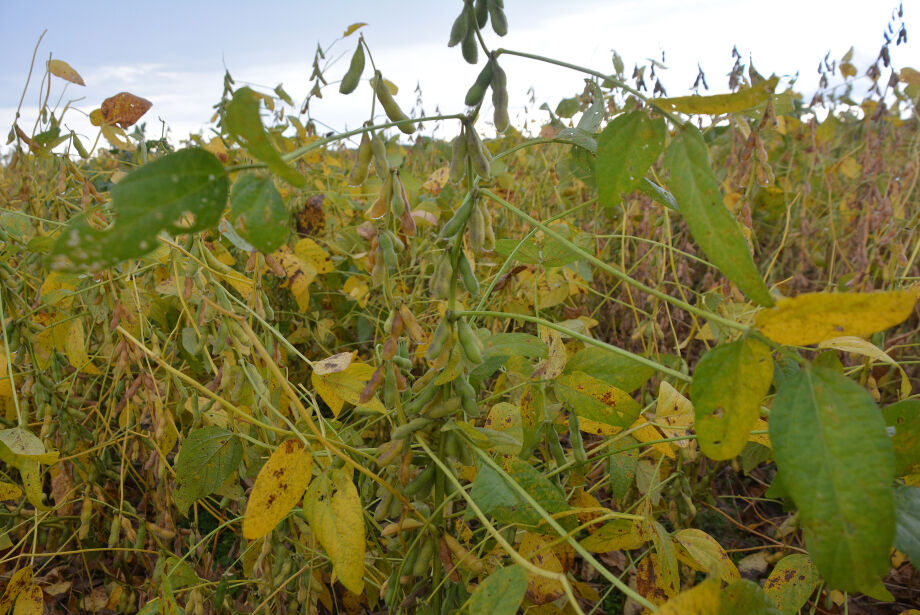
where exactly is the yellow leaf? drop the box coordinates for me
[0,482,21,501]
[63,319,100,375]
[271,244,318,311]
[655,381,695,456]
[421,166,450,195]
[39,271,77,308]
[47,59,85,86]
[755,289,919,346]
[657,76,778,115]
[311,362,385,416]
[293,237,333,274]
[343,22,367,37]
[899,67,920,86]
[0,345,12,399]
[636,552,677,605]
[580,517,647,552]
[343,276,369,307]
[657,578,721,615]
[313,351,355,376]
[519,533,565,605]
[11,585,41,615]
[818,336,912,398]
[303,468,366,594]
[100,123,132,149]
[749,418,771,448]
[242,439,313,540]
[674,529,740,583]
[0,567,33,615]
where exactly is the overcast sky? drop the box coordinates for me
[1,1,915,148]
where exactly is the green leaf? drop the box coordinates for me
[883,400,920,476]
[494,235,585,267]
[469,565,527,615]
[763,554,820,615]
[483,333,547,359]
[564,346,655,393]
[608,436,639,504]
[664,125,774,306]
[555,97,580,118]
[469,457,571,532]
[173,427,243,515]
[638,178,678,211]
[894,484,920,566]
[228,174,289,253]
[769,365,895,594]
[691,338,773,460]
[596,110,666,207]
[224,87,306,187]
[52,148,229,269]
[555,371,641,428]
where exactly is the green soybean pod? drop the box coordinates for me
[457,318,484,364]
[374,489,394,521]
[370,131,389,177]
[468,202,486,252]
[412,536,436,577]
[569,412,588,465]
[447,4,470,47]
[374,72,416,134]
[393,417,433,440]
[457,251,480,295]
[379,230,398,271]
[547,425,568,467]
[339,42,365,94]
[491,61,510,133]
[455,374,480,416]
[426,319,451,362]
[404,464,436,496]
[466,128,491,179]
[474,0,489,28]
[488,0,508,36]
[424,397,462,419]
[429,252,453,299]
[461,27,478,65]
[481,202,496,251]
[465,59,494,107]
[449,128,468,183]
[405,381,440,415]
[348,132,372,184]
[440,191,475,239]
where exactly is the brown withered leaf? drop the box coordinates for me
[100,92,152,128]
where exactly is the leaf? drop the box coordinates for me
[674,529,740,583]
[483,333,547,359]
[639,177,679,211]
[0,428,58,465]
[343,22,367,37]
[174,427,242,515]
[763,554,820,615]
[311,362,385,416]
[819,336,911,397]
[894,484,920,566]
[303,468,365,594]
[518,533,566,604]
[469,565,528,615]
[564,346,655,393]
[293,237,333,273]
[636,552,677,605]
[596,110,666,207]
[0,482,21,501]
[469,457,570,531]
[883,400,920,476]
[580,517,646,552]
[224,87,306,187]
[657,76,779,114]
[100,92,152,128]
[0,346,13,398]
[664,125,774,306]
[655,381,696,455]
[769,365,895,594]
[228,174,289,253]
[52,148,229,270]
[691,338,773,460]
[718,579,783,615]
[531,328,566,380]
[242,439,313,540]
[63,318,100,374]
[47,59,84,86]
[11,584,42,615]
[555,371,641,429]
[756,289,919,346]
[312,352,355,376]
[270,244,317,311]
[0,567,32,615]
[657,578,721,615]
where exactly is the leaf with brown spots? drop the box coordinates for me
[0,566,33,615]
[100,92,152,128]
[656,578,721,615]
[47,59,84,86]
[763,554,819,615]
[242,439,313,540]
[635,552,677,606]
[518,532,565,605]
[674,529,740,584]
[10,584,42,615]
[555,371,641,429]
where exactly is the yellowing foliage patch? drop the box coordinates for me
[242,439,313,540]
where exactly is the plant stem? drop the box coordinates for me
[480,189,747,333]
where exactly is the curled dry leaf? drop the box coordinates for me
[100,92,153,128]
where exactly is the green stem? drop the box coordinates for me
[457,309,689,383]
[494,48,684,126]
[0,288,23,426]
[479,189,747,333]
